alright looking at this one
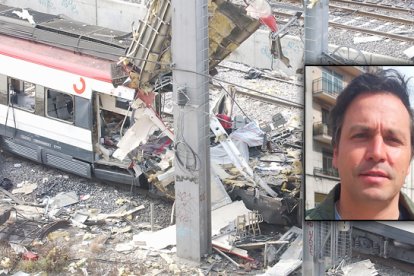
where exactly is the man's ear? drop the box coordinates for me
[333,146,338,169]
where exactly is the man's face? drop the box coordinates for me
[333,92,412,204]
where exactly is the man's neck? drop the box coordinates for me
[337,195,400,220]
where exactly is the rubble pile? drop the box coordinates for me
[0,154,304,275]
[0,62,305,275]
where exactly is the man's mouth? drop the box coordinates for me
[359,170,389,179]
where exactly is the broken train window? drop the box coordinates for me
[8,77,36,112]
[46,89,74,123]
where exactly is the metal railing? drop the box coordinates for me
[312,77,342,97]
[314,167,339,178]
[313,122,333,137]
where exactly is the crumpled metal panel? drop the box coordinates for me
[208,0,261,69]
[228,187,297,225]
[123,0,261,89]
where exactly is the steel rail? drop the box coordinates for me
[331,0,412,13]
[329,4,414,24]
[273,11,414,43]
[216,64,302,86]
[211,82,304,109]
[329,21,414,42]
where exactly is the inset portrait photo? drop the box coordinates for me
[304,65,414,221]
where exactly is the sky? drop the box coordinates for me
[384,66,414,107]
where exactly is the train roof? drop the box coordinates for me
[0,4,131,61]
[0,33,113,83]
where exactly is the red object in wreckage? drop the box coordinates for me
[216,114,232,129]
[22,251,39,261]
[260,15,278,32]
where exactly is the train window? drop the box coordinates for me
[46,89,74,123]
[0,75,7,105]
[8,78,35,112]
[74,96,91,129]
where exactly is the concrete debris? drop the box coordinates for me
[404,45,414,59]
[353,36,384,44]
[115,242,136,252]
[258,226,302,276]
[49,191,79,209]
[133,225,176,250]
[11,205,45,221]
[341,260,379,276]
[92,204,144,220]
[12,182,37,195]
[11,271,30,276]
[159,253,174,264]
[111,225,132,234]
[72,211,89,224]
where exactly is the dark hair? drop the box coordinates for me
[330,69,414,156]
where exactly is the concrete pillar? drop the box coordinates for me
[304,0,329,63]
[171,0,211,262]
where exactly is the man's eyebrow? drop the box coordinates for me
[348,125,371,133]
[348,124,407,138]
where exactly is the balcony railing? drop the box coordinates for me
[312,77,342,97]
[314,167,339,178]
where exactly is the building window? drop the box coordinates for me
[321,108,332,136]
[322,68,343,94]
[8,78,35,112]
[322,150,338,177]
[46,89,74,123]
[322,108,329,124]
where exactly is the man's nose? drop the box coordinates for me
[366,135,386,162]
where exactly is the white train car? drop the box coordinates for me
[0,33,150,186]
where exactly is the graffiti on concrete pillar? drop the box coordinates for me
[61,0,79,15]
[38,0,56,10]
[175,191,194,224]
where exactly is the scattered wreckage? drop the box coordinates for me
[0,183,303,274]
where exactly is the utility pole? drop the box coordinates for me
[171,0,211,262]
[303,1,330,274]
[304,0,329,63]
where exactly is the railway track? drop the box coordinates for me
[211,78,304,109]
[216,64,302,86]
[274,10,414,43]
[354,252,414,274]
[213,64,304,109]
[329,4,414,24]
[331,0,413,14]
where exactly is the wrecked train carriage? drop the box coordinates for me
[0,1,264,188]
[0,33,151,186]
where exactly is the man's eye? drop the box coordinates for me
[386,137,402,144]
[352,133,367,139]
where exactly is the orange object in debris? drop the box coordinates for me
[260,15,278,32]
[22,251,39,261]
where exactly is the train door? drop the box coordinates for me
[91,91,136,184]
